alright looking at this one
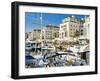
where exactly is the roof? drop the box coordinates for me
[45,24,59,28]
[33,29,41,31]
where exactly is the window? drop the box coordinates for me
[70,29,72,31]
[88,24,90,27]
[80,41,82,44]
[65,32,67,37]
[70,25,72,27]
[81,30,83,35]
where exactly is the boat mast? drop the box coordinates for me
[40,13,43,53]
[40,13,42,41]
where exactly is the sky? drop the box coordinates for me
[25,12,89,32]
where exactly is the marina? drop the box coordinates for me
[25,41,89,68]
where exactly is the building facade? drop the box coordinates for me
[84,16,90,39]
[59,16,80,40]
[79,16,90,45]
[25,15,90,46]
[31,29,41,41]
[59,15,90,45]
[42,24,59,43]
[25,32,32,41]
